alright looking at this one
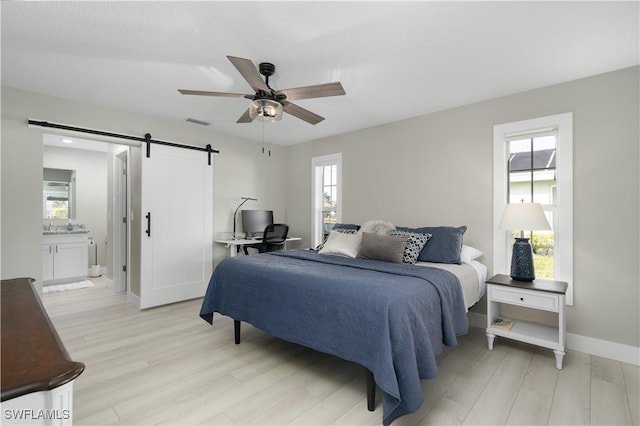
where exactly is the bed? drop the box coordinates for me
[200,239,486,425]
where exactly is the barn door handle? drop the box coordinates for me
[145,212,151,237]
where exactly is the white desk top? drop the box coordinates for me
[215,236,302,246]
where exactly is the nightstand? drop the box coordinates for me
[485,274,568,369]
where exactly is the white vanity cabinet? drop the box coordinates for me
[42,233,89,284]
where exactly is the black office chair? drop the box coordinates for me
[243,223,289,255]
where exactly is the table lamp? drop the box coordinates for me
[498,202,551,281]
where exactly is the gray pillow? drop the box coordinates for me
[397,226,466,264]
[357,232,409,263]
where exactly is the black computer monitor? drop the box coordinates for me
[241,210,274,238]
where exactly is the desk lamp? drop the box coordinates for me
[498,202,551,281]
[233,197,257,239]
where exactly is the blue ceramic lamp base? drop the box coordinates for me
[511,237,535,281]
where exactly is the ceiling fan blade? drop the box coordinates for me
[227,55,270,93]
[236,108,254,123]
[178,89,249,98]
[282,101,324,125]
[277,82,345,101]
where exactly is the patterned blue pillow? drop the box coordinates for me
[332,223,360,232]
[335,228,358,234]
[389,230,431,264]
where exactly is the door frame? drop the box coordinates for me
[113,148,130,293]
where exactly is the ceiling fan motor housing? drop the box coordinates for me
[259,62,276,77]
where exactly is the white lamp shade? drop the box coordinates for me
[498,203,551,231]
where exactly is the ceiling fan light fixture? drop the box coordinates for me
[249,99,283,122]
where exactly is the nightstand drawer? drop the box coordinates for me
[491,286,558,311]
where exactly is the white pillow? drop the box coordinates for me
[359,220,395,235]
[460,245,483,263]
[319,231,362,258]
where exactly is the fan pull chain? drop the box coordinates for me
[261,122,271,157]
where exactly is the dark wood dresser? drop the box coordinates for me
[1,277,84,424]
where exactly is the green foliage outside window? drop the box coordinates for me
[531,233,554,255]
[532,233,554,278]
[47,201,69,219]
[534,253,554,279]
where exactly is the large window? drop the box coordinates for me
[493,113,574,304]
[311,153,342,247]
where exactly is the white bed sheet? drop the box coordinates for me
[415,260,487,311]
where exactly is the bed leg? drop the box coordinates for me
[366,368,375,411]
[234,320,240,344]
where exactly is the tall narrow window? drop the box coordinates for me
[494,113,573,304]
[311,153,342,247]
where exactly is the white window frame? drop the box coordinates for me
[493,113,574,304]
[311,153,342,248]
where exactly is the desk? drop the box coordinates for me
[215,237,302,257]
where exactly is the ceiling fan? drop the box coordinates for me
[179,55,345,125]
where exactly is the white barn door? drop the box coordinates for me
[140,144,213,309]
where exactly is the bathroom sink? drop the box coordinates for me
[42,228,89,235]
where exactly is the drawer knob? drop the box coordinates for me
[520,297,524,301]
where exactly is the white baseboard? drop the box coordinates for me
[467,312,639,366]
[468,311,486,329]
[101,276,115,291]
[566,333,640,366]
[127,291,141,309]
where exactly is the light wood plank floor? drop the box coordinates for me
[42,279,639,425]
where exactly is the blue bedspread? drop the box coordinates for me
[199,250,468,425]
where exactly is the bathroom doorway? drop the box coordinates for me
[42,133,130,293]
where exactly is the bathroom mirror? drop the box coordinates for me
[43,167,76,219]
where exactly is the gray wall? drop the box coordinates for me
[286,66,640,348]
[1,86,287,294]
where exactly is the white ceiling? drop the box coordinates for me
[43,133,108,152]
[2,1,638,146]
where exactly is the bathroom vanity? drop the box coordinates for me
[42,230,89,284]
